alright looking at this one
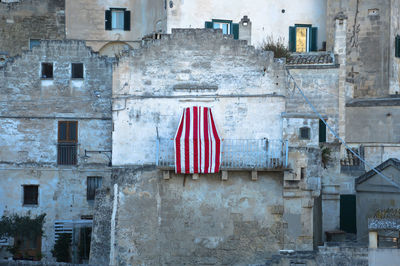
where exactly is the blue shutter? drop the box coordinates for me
[205,21,213,29]
[310,27,318,51]
[396,35,400,58]
[124,10,131,31]
[105,10,111,30]
[289,26,296,52]
[232,23,239,39]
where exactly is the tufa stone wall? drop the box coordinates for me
[0,0,65,56]
[112,29,286,166]
[0,40,113,260]
[326,0,392,98]
[100,167,285,266]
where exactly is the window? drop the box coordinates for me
[396,35,400,58]
[29,39,40,50]
[289,25,318,52]
[41,63,53,79]
[58,121,78,165]
[319,119,326,143]
[23,185,38,205]
[71,63,84,79]
[105,8,131,31]
[87,176,102,201]
[300,167,306,179]
[299,127,311,140]
[205,19,239,39]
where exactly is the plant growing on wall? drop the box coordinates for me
[321,146,332,169]
[0,213,46,260]
[261,36,291,60]
[52,233,72,262]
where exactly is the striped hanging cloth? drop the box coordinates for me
[174,106,222,174]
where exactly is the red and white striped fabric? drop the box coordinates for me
[174,106,221,174]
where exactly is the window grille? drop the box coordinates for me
[58,121,78,165]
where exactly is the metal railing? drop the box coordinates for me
[340,146,365,172]
[57,143,77,165]
[156,138,288,170]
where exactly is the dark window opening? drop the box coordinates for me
[396,35,400,58]
[299,127,311,140]
[319,119,327,143]
[23,185,38,205]
[58,121,78,165]
[340,194,357,234]
[300,167,306,179]
[41,63,53,79]
[87,176,102,201]
[72,63,84,79]
[79,227,92,262]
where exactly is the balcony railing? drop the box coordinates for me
[156,138,288,170]
[57,143,77,165]
[340,146,364,172]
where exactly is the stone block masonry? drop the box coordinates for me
[99,167,285,266]
[0,0,65,56]
[0,40,113,261]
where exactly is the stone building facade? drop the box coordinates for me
[0,0,65,57]
[88,29,323,265]
[0,40,112,261]
[165,0,327,48]
[65,0,166,56]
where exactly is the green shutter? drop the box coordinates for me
[319,119,326,143]
[205,21,213,29]
[310,27,318,51]
[105,10,111,30]
[124,10,131,31]
[289,26,296,52]
[396,35,400,58]
[232,23,239,39]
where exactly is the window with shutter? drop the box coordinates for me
[87,176,102,201]
[106,8,131,31]
[58,121,78,165]
[205,19,238,40]
[289,25,318,52]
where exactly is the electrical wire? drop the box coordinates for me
[286,68,400,191]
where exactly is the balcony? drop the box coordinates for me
[340,146,365,173]
[57,143,77,165]
[156,138,288,171]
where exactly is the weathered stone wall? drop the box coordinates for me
[390,0,400,94]
[345,104,400,144]
[326,0,392,98]
[112,29,286,166]
[0,0,65,56]
[286,67,340,143]
[0,40,113,260]
[98,29,323,264]
[265,246,368,265]
[108,167,284,265]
